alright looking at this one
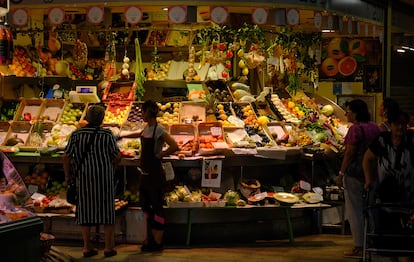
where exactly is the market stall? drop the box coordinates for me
[0,1,387,246]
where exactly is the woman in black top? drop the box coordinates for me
[63,105,121,258]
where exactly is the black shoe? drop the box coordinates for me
[104,249,117,257]
[141,242,164,252]
[83,249,98,257]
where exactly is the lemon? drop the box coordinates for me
[242,67,249,76]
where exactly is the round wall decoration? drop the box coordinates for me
[210,6,228,24]
[12,8,28,27]
[124,6,142,25]
[87,6,104,25]
[168,6,187,24]
[48,7,65,26]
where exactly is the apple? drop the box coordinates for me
[23,112,32,121]
[219,43,226,51]
[222,71,229,78]
[226,51,234,59]
[225,61,232,69]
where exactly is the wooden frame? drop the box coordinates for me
[363,65,382,93]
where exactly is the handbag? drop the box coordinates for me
[66,180,77,205]
[66,128,97,205]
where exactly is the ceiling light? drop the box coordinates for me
[162,7,168,11]
[396,49,406,53]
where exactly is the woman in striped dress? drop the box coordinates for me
[63,105,121,258]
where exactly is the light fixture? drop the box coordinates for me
[397,49,406,53]
[162,7,168,11]
[322,29,335,33]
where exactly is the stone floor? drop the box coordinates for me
[46,234,398,262]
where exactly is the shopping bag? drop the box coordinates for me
[66,182,77,205]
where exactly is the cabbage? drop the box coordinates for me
[224,190,240,206]
[313,132,327,142]
[321,105,334,116]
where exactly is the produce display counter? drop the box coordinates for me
[163,202,331,246]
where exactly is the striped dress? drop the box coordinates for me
[65,126,120,225]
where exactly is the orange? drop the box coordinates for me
[338,56,357,76]
[327,37,347,60]
[321,57,339,77]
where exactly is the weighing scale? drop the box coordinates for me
[69,86,100,103]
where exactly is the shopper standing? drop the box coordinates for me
[139,100,178,252]
[63,105,121,258]
[364,110,414,204]
[337,99,380,258]
[378,98,400,132]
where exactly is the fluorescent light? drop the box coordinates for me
[162,7,168,11]
[397,49,406,53]
[322,29,335,33]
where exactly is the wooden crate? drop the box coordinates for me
[0,121,11,145]
[103,101,131,126]
[170,124,197,156]
[59,102,87,125]
[39,99,65,122]
[24,121,54,149]
[179,101,206,124]
[2,121,31,146]
[197,122,228,155]
[102,81,136,101]
[15,98,43,121]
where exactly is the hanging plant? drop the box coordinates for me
[271,28,321,94]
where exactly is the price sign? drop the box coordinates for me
[210,6,228,24]
[124,6,143,25]
[252,8,268,25]
[168,6,187,24]
[48,7,65,26]
[87,6,104,25]
[12,8,28,27]
[286,8,300,25]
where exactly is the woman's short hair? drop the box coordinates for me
[345,99,371,122]
[85,105,105,126]
[388,110,409,126]
[142,100,159,118]
[382,98,400,119]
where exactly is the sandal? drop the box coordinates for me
[104,249,117,258]
[83,249,98,258]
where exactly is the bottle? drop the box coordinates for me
[0,16,7,65]
[4,18,13,65]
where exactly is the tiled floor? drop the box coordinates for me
[47,234,396,262]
